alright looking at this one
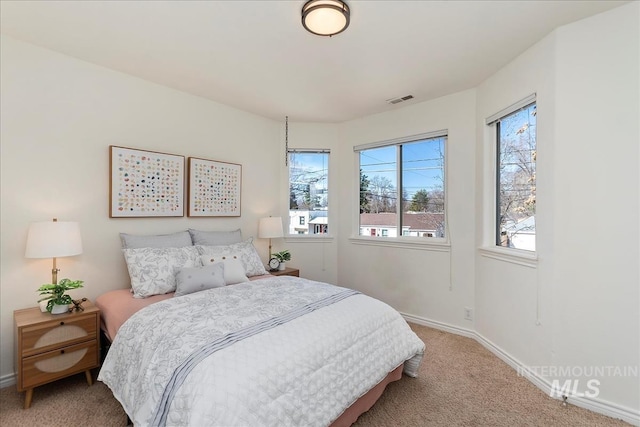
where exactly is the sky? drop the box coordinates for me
[287,137,445,207]
[359,137,446,201]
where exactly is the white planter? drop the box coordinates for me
[278,262,286,271]
[50,304,69,315]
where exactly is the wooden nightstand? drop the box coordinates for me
[14,300,100,409]
[270,267,300,277]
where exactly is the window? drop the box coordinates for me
[288,150,329,235]
[356,132,446,239]
[494,101,537,251]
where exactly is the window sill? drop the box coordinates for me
[285,235,334,243]
[349,236,450,252]
[478,246,537,268]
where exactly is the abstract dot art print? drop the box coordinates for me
[109,146,185,217]
[188,157,242,217]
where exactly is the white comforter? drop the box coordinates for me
[98,276,425,427]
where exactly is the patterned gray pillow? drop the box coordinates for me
[174,263,226,297]
[120,231,192,249]
[196,238,267,277]
[123,246,201,298]
[188,229,242,246]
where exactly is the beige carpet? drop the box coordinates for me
[0,323,629,426]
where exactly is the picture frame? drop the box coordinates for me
[188,157,242,217]
[109,145,185,218]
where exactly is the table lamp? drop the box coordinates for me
[258,216,284,258]
[25,218,83,285]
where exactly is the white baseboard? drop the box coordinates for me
[401,312,640,427]
[0,372,16,389]
[401,312,475,338]
[3,312,637,426]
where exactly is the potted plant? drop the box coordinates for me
[273,250,291,271]
[37,278,84,314]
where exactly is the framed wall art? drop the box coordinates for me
[109,146,185,218]
[188,157,242,217]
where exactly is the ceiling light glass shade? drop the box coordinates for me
[25,220,83,258]
[302,0,350,37]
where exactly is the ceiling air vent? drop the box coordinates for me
[386,95,414,105]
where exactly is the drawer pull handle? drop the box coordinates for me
[60,322,65,326]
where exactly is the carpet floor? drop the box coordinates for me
[0,323,629,426]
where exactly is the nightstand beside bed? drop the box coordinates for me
[269,267,300,277]
[14,300,100,409]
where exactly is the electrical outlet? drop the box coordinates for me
[464,307,473,321]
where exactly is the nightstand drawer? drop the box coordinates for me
[21,340,98,390]
[21,315,97,357]
[15,301,100,407]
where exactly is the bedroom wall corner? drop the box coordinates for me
[475,1,639,417]
[278,121,341,285]
[336,89,477,329]
[0,35,281,385]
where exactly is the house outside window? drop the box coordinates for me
[288,150,329,235]
[494,101,537,251]
[356,132,446,239]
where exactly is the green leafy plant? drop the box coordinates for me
[273,250,291,262]
[37,278,84,313]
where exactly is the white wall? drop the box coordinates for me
[475,1,639,416]
[475,25,557,375]
[279,122,341,285]
[552,2,639,412]
[336,89,477,328]
[0,36,282,383]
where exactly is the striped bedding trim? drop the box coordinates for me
[151,288,360,426]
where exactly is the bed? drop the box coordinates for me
[96,230,425,427]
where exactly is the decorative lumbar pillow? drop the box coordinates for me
[174,263,226,297]
[200,254,249,285]
[120,231,192,249]
[188,228,243,246]
[123,246,201,298]
[196,238,267,277]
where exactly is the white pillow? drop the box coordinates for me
[174,263,226,297]
[123,246,201,298]
[200,254,249,285]
[196,238,267,277]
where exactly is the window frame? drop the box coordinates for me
[491,99,537,253]
[352,131,450,251]
[286,149,331,240]
[481,93,538,265]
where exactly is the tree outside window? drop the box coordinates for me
[496,103,536,251]
[358,135,446,238]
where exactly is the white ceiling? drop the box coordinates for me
[0,1,628,123]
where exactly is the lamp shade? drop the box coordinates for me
[302,0,350,37]
[258,217,284,239]
[25,220,83,259]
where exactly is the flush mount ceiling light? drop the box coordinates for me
[301,0,350,37]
